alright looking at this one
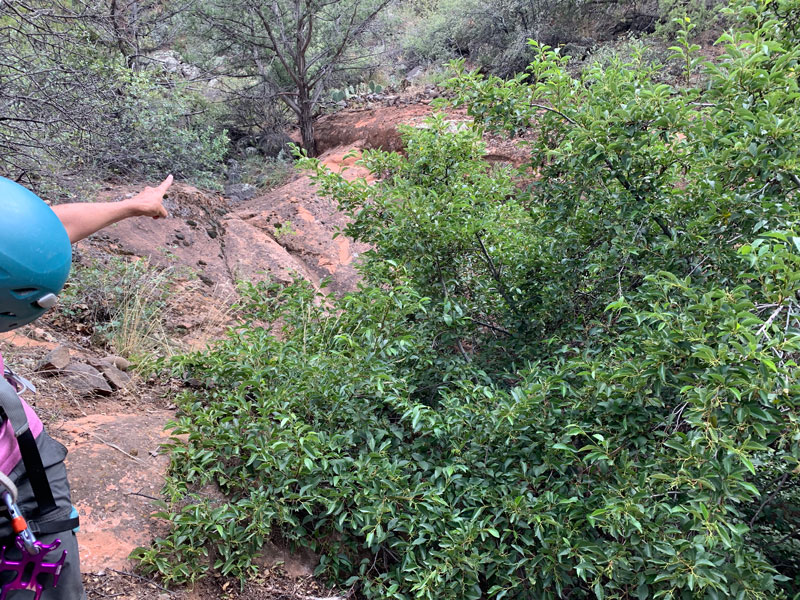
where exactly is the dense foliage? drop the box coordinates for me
[0,1,229,194]
[395,0,724,76]
[136,1,800,598]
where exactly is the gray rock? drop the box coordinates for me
[147,49,181,73]
[63,363,113,396]
[37,345,71,374]
[102,355,132,372]
[224,183,257,204]
[406,66,424,81]
[100,364,132,391]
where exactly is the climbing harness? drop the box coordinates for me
[0,370,57,518]
[0,367,77,598]
[0,475,67,600]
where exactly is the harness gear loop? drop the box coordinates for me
[0,372,70,598]
[0,376,56,516]
[0,506,67,600]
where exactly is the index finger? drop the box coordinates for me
[156,174,174,193]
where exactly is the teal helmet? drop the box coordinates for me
[0,177,72,332]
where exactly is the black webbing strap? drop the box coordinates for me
[0,376,57,516]
[30,516,80,535]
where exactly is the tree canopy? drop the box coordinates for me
[196,0,393,155]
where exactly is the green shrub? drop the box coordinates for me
[137,0,800,597]
[95,66,230,187]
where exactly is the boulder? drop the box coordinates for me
[36,345,72,373]
[100,364,132,391]
[63,363,113,396]
[224,183,257,204]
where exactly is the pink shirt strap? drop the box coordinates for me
[0,351,44,475]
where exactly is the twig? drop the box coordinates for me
[687,255,710,277]
[126,491,161,502]
[103,568,171,593]
[456,339,471,363]
[749,471,791,527]
[77,428,146,465]
[475,231,524,321]
[671,402,688,433]
[751,177,778,198]
[468,318,511,336]
[530,103,576,125]
[757,304,785,338]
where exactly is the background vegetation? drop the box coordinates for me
[128,0,800,598]
[8,0,800,597]
[1,0,727,196]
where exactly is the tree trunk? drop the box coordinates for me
[298,97,317,157]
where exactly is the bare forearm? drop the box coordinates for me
[52,176,172,243]
[52,200,142,243]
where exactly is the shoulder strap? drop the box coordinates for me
[0,376,30,437]
[0,376,57,515]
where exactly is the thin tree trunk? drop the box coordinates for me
[298,85,317,156]
[300,106,316,157]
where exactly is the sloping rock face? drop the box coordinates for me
[57,411,175,572]
[231,174,370,295]
[93,184,235,296]
[95,173,368,300]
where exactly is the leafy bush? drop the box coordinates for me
[138,0,800,597]
[0,1,228,193]
[93,66,229,187]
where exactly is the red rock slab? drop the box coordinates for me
[0,331,58,350]
[313,104,433,155]
[53,410,175,573]
[236,175,370,296]
[87,183,235,299]
[319,147,375,183]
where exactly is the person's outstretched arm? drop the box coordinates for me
[52,175,173,243]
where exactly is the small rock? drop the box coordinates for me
[198,273,214,287]
[102,355,132,371]
[186,219,197,227]
[100,364,132,390]
[406,65,424,81]
[37,345,71,373]
[197,259,207,266]
[206,227,218,239]
[30,327,57,343]
[63,363,113,396]
[224,183,257,204]
[175,232,185,240]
